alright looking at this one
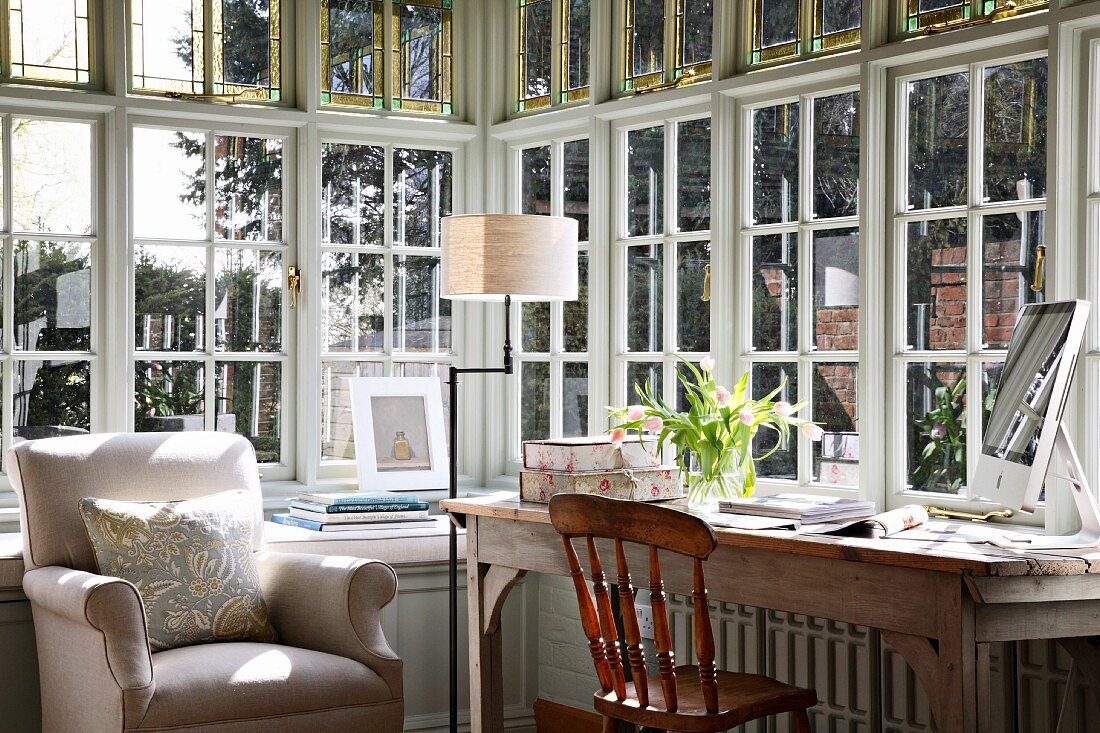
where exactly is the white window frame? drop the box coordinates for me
[736,82,863,496]
[885,43,1051,521]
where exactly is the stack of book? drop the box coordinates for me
[717,493,875,524]
[271,490,433,532]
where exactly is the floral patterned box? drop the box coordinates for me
[520,466,683,503]
[523,436,660,473]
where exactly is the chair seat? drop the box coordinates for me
[135,642,396,730]
[593,665,818,733]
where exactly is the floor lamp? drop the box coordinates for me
[440,214,579,733]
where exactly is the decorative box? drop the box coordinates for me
[523,436,660,473]
[520,466,683,503]
[818,459,859,487]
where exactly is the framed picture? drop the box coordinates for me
[348,376,449,491]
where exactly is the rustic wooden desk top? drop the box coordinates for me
[442,492,1100,578]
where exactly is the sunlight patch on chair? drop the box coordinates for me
[230,650,293,684]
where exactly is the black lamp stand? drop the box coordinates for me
[447,295,513,733]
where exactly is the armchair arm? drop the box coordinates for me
[256,551,402,698]
[23,566,154,692]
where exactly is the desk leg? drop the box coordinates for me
[466,516,526,733]
[1057,636,1100,718]
[882,628,980,733]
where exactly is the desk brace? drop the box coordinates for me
[446,295,513,733]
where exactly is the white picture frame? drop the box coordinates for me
[348,376,449,491]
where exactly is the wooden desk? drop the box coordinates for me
[442,493,1100,733]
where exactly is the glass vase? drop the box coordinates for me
[685,466,745,509]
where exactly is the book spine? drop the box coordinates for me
[289,508,429,523]
[300,494,418,505]
[271,514,324,531]
[291,500,429,514]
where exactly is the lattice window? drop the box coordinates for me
[751,0,860,66]
[623,0,710,93]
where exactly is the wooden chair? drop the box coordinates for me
[548,494,817,733]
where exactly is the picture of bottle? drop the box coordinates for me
[394,431,411,460]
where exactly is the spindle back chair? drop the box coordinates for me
[548,494,817,733]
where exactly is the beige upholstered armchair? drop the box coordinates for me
[9,432,404,733]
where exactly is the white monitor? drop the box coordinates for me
[972,300,1100,549]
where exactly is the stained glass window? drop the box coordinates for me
[393,0,453,114]
[562,0,590,103]
[131,0,204,94]
[9,0,91,84]
[751,0,860,66]
[518,0,552,112]
[213,0,281,100]
[322,0,384,107]
[131,0,281,99]
[906,0,1046,32]
[623,0,710,94]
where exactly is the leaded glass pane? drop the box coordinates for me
[212,0,281,100]
[562,0,590,102]
[13,118,92,235]
[214,248,282,352]
[130,0,203,93]
[678,0,712,74]
[906,218,967,351]
[10,0,91,83]
[983,58,1047,203]
[752,233,797,352]
[753,0,799,64]
[907,0,971,32]
[322,252,385,353]
[752,103,799,226]
[625,0,663,91]
[626,243,663,352]
[677,118,710,232]
[812,228,859,351]
[677,241,710,352]
[907,72,969,210]
[135,361,205,431]
[14,241,91,352]
[814,0,860,51]
[626,126,664,237]
[135,246,206,351]
[393,148,452,247]
[518,0,551,111]
[13,358,90,441]
[133,128,206,240]
[563,139,590,241]
[394,0,453,114]
[322,143,385,245]
[813,92,859,219]
[322,0,384,107]
[214,136,283,242]
[906,361,966,493]
[393,254,451,352]
[812,362,859,485]
[215,360,281,462]
[752,362,798,479]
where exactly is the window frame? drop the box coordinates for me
[885,43,1051,519]
[617,0,713,95]
[4,0,102,89]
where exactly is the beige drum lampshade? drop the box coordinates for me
[441,214,579,301]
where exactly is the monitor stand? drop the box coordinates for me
[1002,423,1100,550]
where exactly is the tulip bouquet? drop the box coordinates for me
[609,357,822,505]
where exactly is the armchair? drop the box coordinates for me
[9,432,403,733]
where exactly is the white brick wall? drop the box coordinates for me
[534,575,1098,731]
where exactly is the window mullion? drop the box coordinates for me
[203,130,217,431]
[203,0,215,95]
[383,144,395,357]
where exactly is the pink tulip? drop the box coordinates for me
[773,401,794,418]
[716,387,731,406]
[700,356,716,372]
[626,405,645,422]
[738,408,754,426]
[643,416,663,433]
[930,422,946,439]
[801,423,824,441]
[610,428,627,447]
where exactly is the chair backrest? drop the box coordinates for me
[8,432,264,572]
[548,493,720,714]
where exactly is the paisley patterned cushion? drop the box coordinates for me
[78,490,278,652]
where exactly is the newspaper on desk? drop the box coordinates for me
[804,504,930,538]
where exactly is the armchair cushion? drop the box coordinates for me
[137,642,396,730]
[79,490,277,651]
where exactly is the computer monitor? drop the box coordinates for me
[973,300,1100,548]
